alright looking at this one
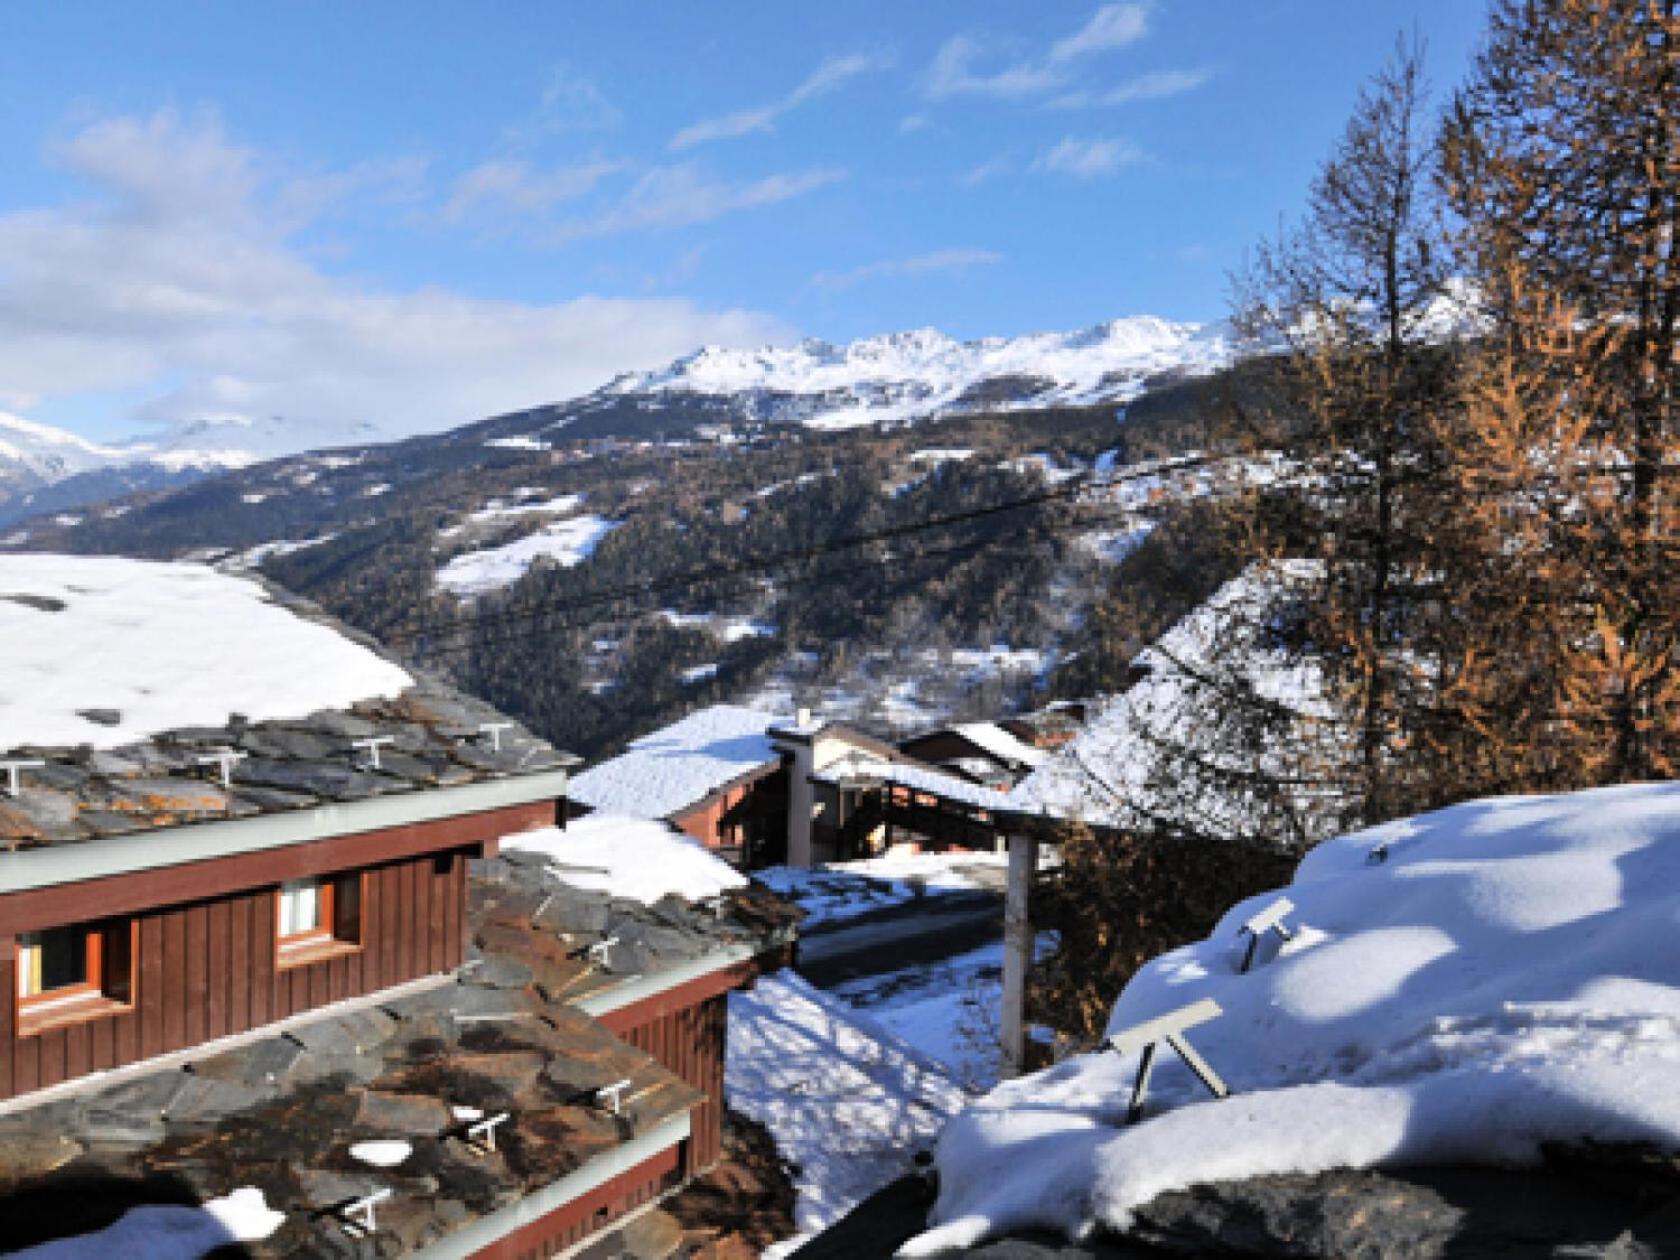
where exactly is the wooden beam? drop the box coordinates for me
[1000,831,1037,1077]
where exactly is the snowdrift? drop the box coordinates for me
[906,782,1680,1254]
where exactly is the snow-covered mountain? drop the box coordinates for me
[583,316,1232,433]
[0,410,383,528]
[0,412,123,484]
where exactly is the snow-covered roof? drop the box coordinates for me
[950,722,1049,769]
[908,781,1680,1254]
[1011,562,1343,844]
[816,754,1019,813]
[500,813,747,905]
[569,704,786,819]
[0,553,412,751]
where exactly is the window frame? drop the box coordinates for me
[14,919,139,1037]
[275,871,366,968]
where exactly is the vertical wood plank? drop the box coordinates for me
[0,958,14,1099]
[427,857,446,975]
[36,1028,67,1089]
[393,863,413,982]
[206,899,230,1041]
[139,914,165,1059]
[71,1018,100,1077]
[12,1025,38,1096]
[112,1009,137,1070]
[228,896,250,1033]
[249,891,273,1028]
[162,910,188,1053]
[183,903,208,1048]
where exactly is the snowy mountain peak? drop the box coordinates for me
[0,412,122,482]
[598,314,1230,431]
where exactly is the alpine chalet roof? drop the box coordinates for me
[568,704,786,820]
[0,554,576,852]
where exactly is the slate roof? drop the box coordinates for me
[0,857,800,1255]
[0,578,576,853]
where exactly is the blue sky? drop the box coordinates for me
[0,2,1488,444]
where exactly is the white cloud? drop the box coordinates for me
[0,109,790,447]
[546,162,846,241]
[1052,66,1216,109]
[503,65,622,147]
[671,52,892,150]
[442,158,624,223]
[1033,135,1143,178]
[810,247,1003,292]
[1048,4,1150,64]
[926,4,1152,101]
[899,113,931,134]
[960,154,1015,186]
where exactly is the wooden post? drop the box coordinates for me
[1000,830,1037,1077]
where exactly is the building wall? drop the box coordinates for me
[616,994,728,1175]
[0,848,469,1101]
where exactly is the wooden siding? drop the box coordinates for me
[617,994,729,1175]
[465,1142,682,1260]
[669,766,788,870]
[0,798,556,939]
[0,849,469,1102]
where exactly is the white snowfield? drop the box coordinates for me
[603,317,1231,431]
[500,813,746,905]
[568,703,783,820]
[435,512,619,596]
[0,554,412,752]
[728,971,969,1257]
[905,781,1680,1256]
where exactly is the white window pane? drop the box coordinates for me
[280,879,323,936]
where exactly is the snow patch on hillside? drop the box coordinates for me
[908,782,1680,1255]
[436,513,618,595]
[0,554,411,751]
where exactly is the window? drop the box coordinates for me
[15,920,136,1034]
[276,872,363,965]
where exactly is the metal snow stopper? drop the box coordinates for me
[1236,897,1296,974]
[0,760,43,798]
[351,736,395,770]
[463,1112,511,1154]
[339,1187,392,1237]
[195,747,248,788]
[1107,997,1229,1125]
[595,1079,633,1115]
[477,722,515,752]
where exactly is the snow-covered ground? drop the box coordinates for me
[906,781,1680,1255]
[0,554,411,751]
[828,939,1020,1093]
[727,972,969,1257]
[435,513,619,596]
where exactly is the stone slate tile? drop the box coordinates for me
[354,1091,451,1136]
[288,1009,399,1058]
[192,1036,307,1088]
